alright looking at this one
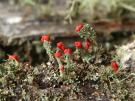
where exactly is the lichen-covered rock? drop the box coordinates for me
[117,40,135,69]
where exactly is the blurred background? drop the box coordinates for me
[0,0,135,65]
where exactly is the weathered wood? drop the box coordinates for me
[2,20,135,38]
[1,20,135,45]
[0,1,135,45]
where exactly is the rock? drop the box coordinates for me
[117,40,135,68]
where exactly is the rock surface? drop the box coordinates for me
[117,40,135,68]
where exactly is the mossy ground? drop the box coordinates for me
[1,46,135,101]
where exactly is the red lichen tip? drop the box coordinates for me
[85,39,91,50]
[64,48,72,55]
[8,54,19,61]
[74,41,82,48]
[57,42,65,50]
[75,24,84,32]
[41,34,50,42]
[111,61,119,72]
[54,51,62,58]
